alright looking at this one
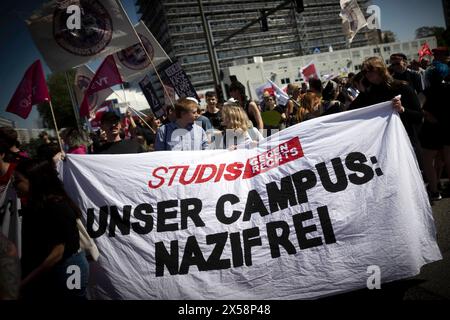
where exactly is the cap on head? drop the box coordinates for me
[101,111,120,124]
[390,53,408,61]
[432,47,450,57]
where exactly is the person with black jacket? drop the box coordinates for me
[390,53,423,93]
[349,57,424,169]
[13,159,89,300]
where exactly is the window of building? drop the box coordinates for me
[383,46,391,52]
[373,48,380,54]
[281,78,291,84]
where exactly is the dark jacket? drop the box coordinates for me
[349,81,423,146]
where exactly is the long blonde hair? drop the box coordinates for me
[221,104,251,132]
[297,92,320,122]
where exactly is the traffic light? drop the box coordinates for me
[260,10,268,32]
[294,0,304,13]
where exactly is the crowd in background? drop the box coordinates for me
[1,49,450,299]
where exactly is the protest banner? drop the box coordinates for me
[340,0,368,43]
[162,61,199,100]
[139,75,165,118]
[0,180,22,257]
[27,0,140,72]
[114,21,170,81]
[62,101,441,299]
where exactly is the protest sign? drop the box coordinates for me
[62,101,441,299]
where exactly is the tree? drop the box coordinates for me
[381,30,397,43]
[37,70,78,129]
[415,26,450,46]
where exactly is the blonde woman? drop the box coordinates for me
[297,92,321,123]
[221,104,263,149]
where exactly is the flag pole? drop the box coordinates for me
[116,0,175,108]
[48,100,64,152]
[64,71,83,132]
[120,84,155,134]
[128,105,155,134]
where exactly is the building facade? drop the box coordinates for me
[222,36,437,101]
[137,0,374,92]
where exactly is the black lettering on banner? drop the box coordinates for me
[243,190,269,222]
[216,194,241,225]
[229,232,244,267]
[243,227,262,266]
[316,158,348,193]
[179,236,208,275]
[108,205,131,237]
[291,169,317,204]
[266,176,297,213]
[180,198,205,230]
[292,211,323,250]
[345,152,375,185]
[87,206,109,238]
[266,221,296,258]
[162,61,199,100]
[132,203,154,234]
[157,200,179,232]
[155,240,179,277]
[205,232,231,270]
[317,206,336,244]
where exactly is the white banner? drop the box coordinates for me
[114,21,170,81]
[61,101,441,300]
[340,0,368,43]
[27,0,140,72]
[0,181,22,257]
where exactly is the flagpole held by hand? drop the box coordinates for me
[128,106,156,134]
[47,99,64,153]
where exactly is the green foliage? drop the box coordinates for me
[37,70,78,129]
[381,30,396,43]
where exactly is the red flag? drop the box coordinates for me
[301,62,320,82]
[419,43,432,61]
[6,60,50,119]
[80,55,123,117]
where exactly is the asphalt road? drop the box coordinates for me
[404,196,450,300]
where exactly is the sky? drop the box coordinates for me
[0,0,140,129]
[0,0,447,129]
[372,0,446,41]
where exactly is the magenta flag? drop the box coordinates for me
[80,55,123,117]
[6,60,50,119]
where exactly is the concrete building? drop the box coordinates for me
[137,0,374,92]
[443,0,450,29]
[223,36,437,100]
[0,116,14,128]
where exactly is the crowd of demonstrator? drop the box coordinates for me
[1,50,449,300]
